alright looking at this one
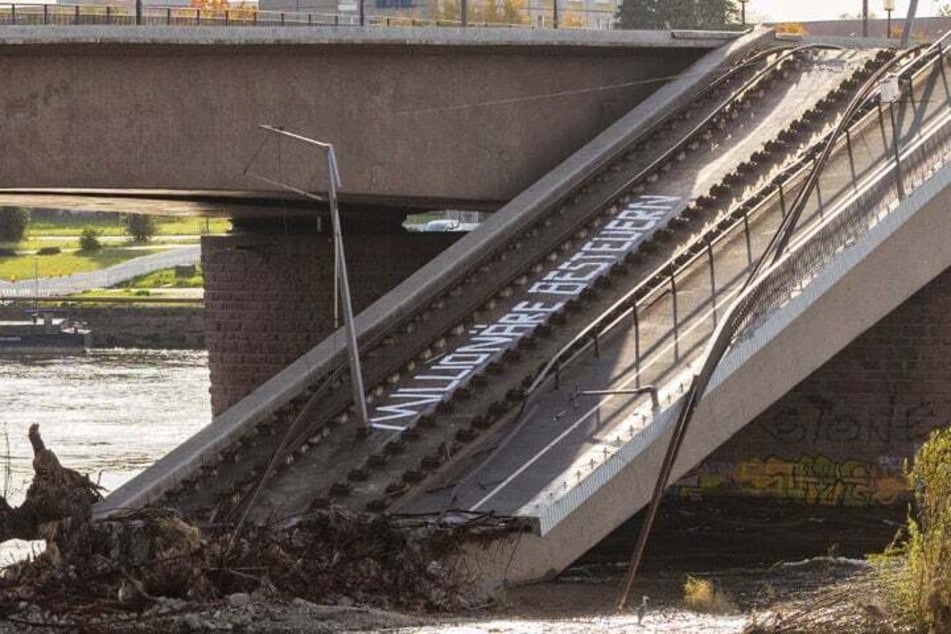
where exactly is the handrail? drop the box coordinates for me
[617,35,951,609]
[526,47,895,398]
[750,33,949,280]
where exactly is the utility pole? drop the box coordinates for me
[901,0,919,48]
[252,125,370,431]
[863,0,869,37]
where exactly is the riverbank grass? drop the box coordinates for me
[875,427,951,631]
[0,247,150,281]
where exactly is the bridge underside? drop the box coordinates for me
[0,26,721,213]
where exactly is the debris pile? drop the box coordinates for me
[0,426,516,628]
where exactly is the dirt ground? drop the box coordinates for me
[0,497,910,633]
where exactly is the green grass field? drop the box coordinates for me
[27,215,230,237]
[0,248,151,281]
[115,266,204,289]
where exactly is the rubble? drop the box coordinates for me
[0,426,522,630]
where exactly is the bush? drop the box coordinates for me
[879,427,951,631]
[124,214,156,243]
[79,227,102,253]
[0,208,30,243]
[683,575,736,614]
[36,246,62,256]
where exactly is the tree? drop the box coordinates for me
[124,214,156,243]
[939,3,951,17]
[79,226,102,253]
[0,207,30,243]
[615,0,738,30]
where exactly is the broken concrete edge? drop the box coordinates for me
[473,132,951,585]
[93,26,775,521]
[0,24,731,49]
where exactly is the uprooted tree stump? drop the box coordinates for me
[0,424,102,542]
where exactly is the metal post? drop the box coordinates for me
[106,5,111,24]
[326,149,369,430]
[886,10,891,37]
[552,0,558,28]
[136,0,142,24]
[743,210,752,265]
[901,0,918,48]
[862,0,868,38]
[43,3,48,24]
[632,304,640,388]
[359,0,364,26]
[167,7,171,25]
[706,242,717,326]
[889,102,905,199]
[670,274,679,361]
[252,125,370,431]
[461,0,467,26]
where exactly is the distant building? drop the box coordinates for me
[258,0,616,28]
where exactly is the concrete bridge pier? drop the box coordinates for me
[201,226,460,415]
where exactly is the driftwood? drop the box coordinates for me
[0,424,102,542]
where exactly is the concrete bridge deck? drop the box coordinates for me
[92,28,951,587]
[0,25,732,216]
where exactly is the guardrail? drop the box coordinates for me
[0,1,620,29]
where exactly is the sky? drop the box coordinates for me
[746,0,942,22]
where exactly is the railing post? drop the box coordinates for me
[632,304,640,388]
[225,9,229,24]
[136,0,142,25]
[889,101,906,199]
[166,7,171,25]
[461,0,467,26]
[358,0,364,26]
[670,273,679,361]
[43,3,48,25]
[743,209,752,266]
[106,5,111,25]
[707,241,717,327]
[195,8,200,24]
[10,3,15,25]
[553,0,558,28]
[74,5,79,25]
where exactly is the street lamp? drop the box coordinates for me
[884,0,895,37]
[862,0,869,37]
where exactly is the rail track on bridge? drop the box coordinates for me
[97,36,951,556]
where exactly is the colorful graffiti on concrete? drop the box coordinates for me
[674,455,909,506]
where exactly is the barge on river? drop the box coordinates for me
[0,314,91,354]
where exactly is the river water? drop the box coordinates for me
[0,349,210,506]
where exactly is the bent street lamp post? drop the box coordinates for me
[253,124,370,431]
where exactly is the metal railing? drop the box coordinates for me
[0,1,620,29]
[617,31,951,609]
